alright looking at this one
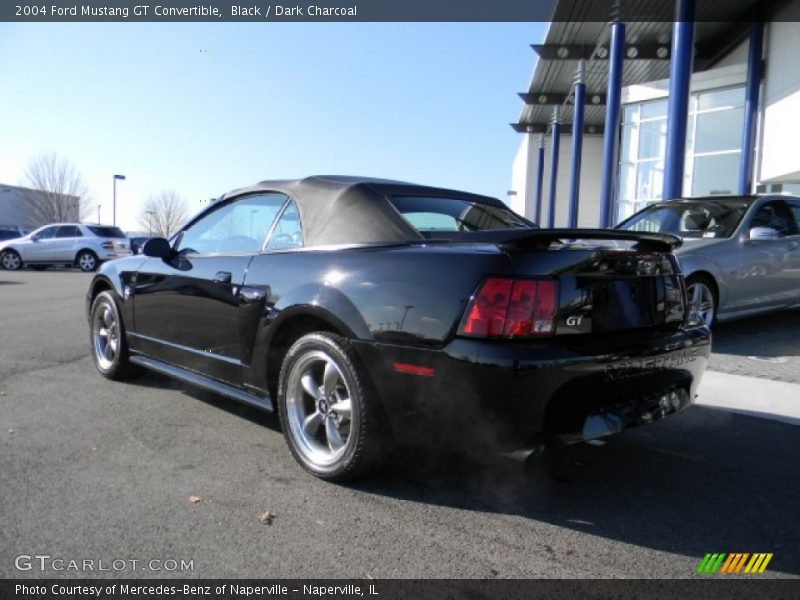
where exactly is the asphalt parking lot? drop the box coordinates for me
[1,269,799,579]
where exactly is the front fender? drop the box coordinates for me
[86,257,147,325]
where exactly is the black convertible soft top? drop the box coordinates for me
[218,175,509,247]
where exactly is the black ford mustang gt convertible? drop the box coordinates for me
[87,176,710,480]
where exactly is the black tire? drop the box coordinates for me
[89,291,140,380]
[0,250,22,271]
[76,250,99,272]
[277,331,386,481]
[685,274,718,327]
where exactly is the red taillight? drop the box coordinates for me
[458,277,558,338]
[101,241,114,249]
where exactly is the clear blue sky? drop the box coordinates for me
[0,22,545,231]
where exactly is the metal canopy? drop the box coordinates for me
[513,0,770,134]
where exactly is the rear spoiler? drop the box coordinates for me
[440,228,682,252]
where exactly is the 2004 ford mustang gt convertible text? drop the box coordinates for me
[86,176,710,480]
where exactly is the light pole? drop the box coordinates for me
[145,210,155,237]
[97,204,101,225]
[112,174,126,226]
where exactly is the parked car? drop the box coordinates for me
[0,226,27,242]
[617,195,800,326]
[0,223,130,272]
[128,236,153,255]
[86,176,710,481]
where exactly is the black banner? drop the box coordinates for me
[2,580,800,600]
[0,0,787,23]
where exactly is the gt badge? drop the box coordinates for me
[566,315,584,327]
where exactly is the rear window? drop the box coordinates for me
[87,226,126,239]
[390,196,532,233]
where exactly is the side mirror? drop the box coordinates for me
[31,235,40,242]
[749,227,780,240]
[142,237,173,258]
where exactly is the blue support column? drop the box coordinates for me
[662,0,696,200]
[568,61,586,228]
[534,134,545,225]
[738,19,764,195]
[598,21,625,228]
[547,108,561,229]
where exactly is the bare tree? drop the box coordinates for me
[22,153,92,223]
[138,190,189,238]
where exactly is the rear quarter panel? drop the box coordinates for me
[245,244,512,347]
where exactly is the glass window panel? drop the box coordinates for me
[620,123,635,163]
[641,99,668,120]
[622,104,638,124]
[266,201,304,250]
[685,113,696,154]
[178,193,287,255]
[615,201,637,224]
[618,161,637,206]
[787,203,800,231]
[780,183,800,195]
[691,153,740,196]
[638,119,667,159]
[698,87,745,111]
[694,107,744,153]
[636,160,664,202]
[36,227,57,240]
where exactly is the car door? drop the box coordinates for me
[784,199,800,296]
[129,192,289,386]
[52,225,83,261]
[25,226,59,262]
[736,199,800,309]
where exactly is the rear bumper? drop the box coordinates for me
[97,250,131,260]
[354,325,711,450]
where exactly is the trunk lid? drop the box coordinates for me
[497,230,687,335]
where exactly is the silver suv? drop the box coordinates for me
[0,223,131,272]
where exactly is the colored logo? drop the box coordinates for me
[697,553,773,574]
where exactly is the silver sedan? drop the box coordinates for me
[617,195,800,326]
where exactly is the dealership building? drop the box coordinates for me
[0,184,81,231]
[509,0,800,228]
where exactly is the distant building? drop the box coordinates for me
[0,183,81,230]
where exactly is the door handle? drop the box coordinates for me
[213,271,232,284]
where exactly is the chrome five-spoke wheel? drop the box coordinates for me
[278,332,385,481]
[93,302,120,370]
[686,276,716,328]
[89,291,138,380]
[285,350,354,466]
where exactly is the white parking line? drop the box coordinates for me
[696,371,800,426]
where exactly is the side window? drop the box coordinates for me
[266,201,303,250]
[35,227,57,240]
[177,193,288,256]
[402,212,459,232]
[749,201,797,237]
[788,202,800,234]
[56,226,82,238]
